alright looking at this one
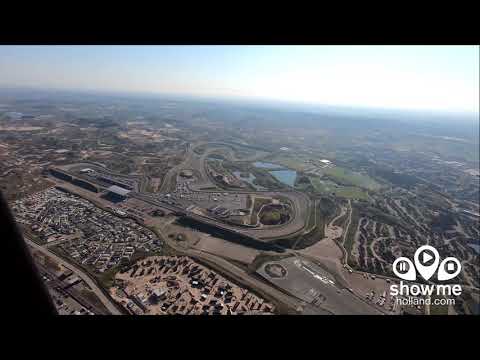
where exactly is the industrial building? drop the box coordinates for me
[102,185,131,203]
[50,168,73,182]
[96,175,134,190]
[49,168,98,192]
[180,169,194,178]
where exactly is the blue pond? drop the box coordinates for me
[269,170,297,187]
[254,161,281,169]
[233,171,265,190]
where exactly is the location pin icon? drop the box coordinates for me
[437,257,461,281]
[414,245,440,281]
[393,257,416,281]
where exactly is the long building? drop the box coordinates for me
[96,175,133,190]
[102,185,131,203]
[49,168,99,192]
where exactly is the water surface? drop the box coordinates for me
[269,169,297,187]
[254,161,282,169]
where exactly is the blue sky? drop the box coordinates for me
[0,45,478,113]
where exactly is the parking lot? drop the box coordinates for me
[257,256,381,314]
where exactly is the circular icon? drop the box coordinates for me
[396,259,410,274]
[393,257,416,281]
[438,257,462,281]
[444,260,458,274]
[418,249,436,266]
[414,245,440,281]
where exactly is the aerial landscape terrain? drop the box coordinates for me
[1,87,478,315]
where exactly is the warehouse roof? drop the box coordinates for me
[107,185,131,196]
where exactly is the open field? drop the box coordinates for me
[322,166,380,191]
[334,186,369,200]
[264,154,310,172]
[250,196,273,224]
[309,177,369,200]
[193,235,260,264]
[296,198,337,249]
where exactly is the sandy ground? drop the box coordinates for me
[299,205,346,261]
[157,220,259,265]
[299,228,344,260]
[193,234,260,264]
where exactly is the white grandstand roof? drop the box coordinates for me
[107,185,131,196]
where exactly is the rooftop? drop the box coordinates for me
[107,185,131,196]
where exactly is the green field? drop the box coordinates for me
[309,177,335,192]
[250,196,273,225]
[275,197,338,250]
[264,153,381,191]
[265,154,310,171]
[264,154,380,197]
[335,187,369,200]
[392,136,479,164]
[309,177,368,200]
[322,166,380,191]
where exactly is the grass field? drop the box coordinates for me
[334,187,369,200]
[96,266,120,289]
[309,177,335,192]
[265,154,309,172]
[279,197,338,250]
[322,166,380,191]
[309,177,368,200]
[250,196,273,225]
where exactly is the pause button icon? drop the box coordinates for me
[399,261,409,272]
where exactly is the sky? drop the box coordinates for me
[0,45,478,114]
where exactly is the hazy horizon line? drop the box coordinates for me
[1,84,478,120]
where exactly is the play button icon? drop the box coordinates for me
[421,251,434,265]
[414,245,440,280]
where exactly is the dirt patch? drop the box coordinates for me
[193,234,260,264]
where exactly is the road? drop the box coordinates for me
[155,142,312,240]
[57,142,311,242]
[340,200,353,265]
[150,223,324,314]
[158,143,195,193]
[44,143,380,314]
[25,237,123,315]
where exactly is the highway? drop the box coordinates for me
[153,142,311,240]
[43,142,380,314]
[56,141,311,242]
[26,237,123,315]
